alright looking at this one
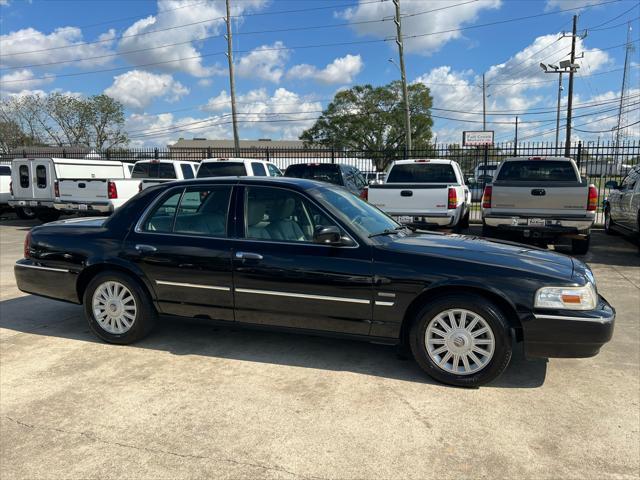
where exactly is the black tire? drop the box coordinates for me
[455,208,470,231]
[35,208,61,223]
[15,207,37,220]
[409,293,512,387]
[481,222,496,238]
[571,235,591,255]
[83,270,157,345]
[604,207,617,235]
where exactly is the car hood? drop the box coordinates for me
[381,232,575,280]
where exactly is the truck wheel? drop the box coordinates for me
[15,207,37,220]
[481,222,496,237]
[83,271,157,345]
[35,208,61,223]
[571,235,591,255]
[409,294,512,387]
[604,208,617,235]
[460,209,470,229]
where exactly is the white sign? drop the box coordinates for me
[463,131,494,146]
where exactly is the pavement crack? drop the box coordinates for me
[3,415,327,480]
[383,386,432,430]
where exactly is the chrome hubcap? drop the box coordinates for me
[92,281,136,334]
[425,308,495,376]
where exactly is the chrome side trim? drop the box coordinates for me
[235,288,370,305]
[377,292,396,298]
[156,280,230,291]
[15,263,69,273]
[374,301,395,307]
[534,313,612,323]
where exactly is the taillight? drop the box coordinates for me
[587,184,598,211]
[9,181,13,196]
[108,181,118,199]
[54,180,59,198]
[359,187,368,201]
[447,187,457,209]
[24,231,31,259]
[482,186,493,209]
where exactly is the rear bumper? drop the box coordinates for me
[483,214,594,233]
[14,259,80,304]
[391,208,464,228]
[54,201,113,213]
[9,199,54,208]
[523,296,615,358]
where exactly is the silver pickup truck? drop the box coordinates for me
[481,156,597,254]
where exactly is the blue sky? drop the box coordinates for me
[1,0,638,146]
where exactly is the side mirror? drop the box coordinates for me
[313,225,343,245]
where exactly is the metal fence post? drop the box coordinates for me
[154,148,159,160]
[331,147,335,164]
[62,148,67,159]
[576,141,582,168]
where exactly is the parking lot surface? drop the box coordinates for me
[1,217,639,479]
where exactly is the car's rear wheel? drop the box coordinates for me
[409,294,512,387]
[83,271,156,344]
[481,222,496,237]
[571,235,591,255]
[15,207,37,220]
[604,207,616,235]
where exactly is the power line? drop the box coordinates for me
[574,119,640,133]
[585,2,640,30]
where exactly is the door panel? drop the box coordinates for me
[124,185,236,320]
[232,185,373,335]
[32,160,53,200]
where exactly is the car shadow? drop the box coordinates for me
[0,295,547,389]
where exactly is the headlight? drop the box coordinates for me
[534,283,597,310]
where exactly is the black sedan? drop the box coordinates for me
[15,177,615,387]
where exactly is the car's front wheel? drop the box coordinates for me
[15,207,37,220]
[409,294,513,387]
[83,271,156,344]
[604,207,616,235]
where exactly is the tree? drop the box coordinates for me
[300,81,433,169]
[0,93,128,150]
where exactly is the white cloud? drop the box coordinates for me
[287,54,363,85]
[0,1,10,6]
[118,0,266,78]
[126,112,232,147]
[339,0,501,55]
[545,0,604,11]
[0,68,55,94]
[0,27,116,69]
[202,87,322,139]
[104,70,189,109]
[236,42,289,83]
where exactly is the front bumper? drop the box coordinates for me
[14,259,80,304]
[523,295,615,358]
[54,201,113,213]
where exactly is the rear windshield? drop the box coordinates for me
[197,162,247,178]
[284,164,343,185]
[132,162,176,179]
[387,163,457,183]
[0,166,10,176]
[496,161,578,182]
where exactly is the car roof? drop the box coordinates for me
[155,175,330,191]
[200,157,269,163]
[502,156,573,162]
[391,159,455,166]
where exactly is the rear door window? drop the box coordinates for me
[36,165,47,189]
[284,164,344,186]
[132,162,176,179]
[387,163,457,183]
[496,161,578,182]
[19,165,29,188]
[180,163,195,179]
[197,162,247,178]
[251,162,267,176]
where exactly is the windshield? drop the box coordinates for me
[285,164,344,185]
[387,163,457,183]
[310,186,398,237]
[496,160,578,182]
[197,162,247,178]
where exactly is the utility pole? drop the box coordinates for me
[614,22,634,163]
[564,14,578,158]
[393,0,412,153]
[514,116,518,156]
[482,73,487,131]
[555,72,563,153]
[225,0,240,156]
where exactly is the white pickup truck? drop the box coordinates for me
[367,159,471,230]
[196,158,282,178]
[54,161,140,214]
[132,160,199,190]
[481,156,597,254]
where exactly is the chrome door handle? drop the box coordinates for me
[135,244,157,253]
[235,251,263,261]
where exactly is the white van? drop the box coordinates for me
[9,158,132,222]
